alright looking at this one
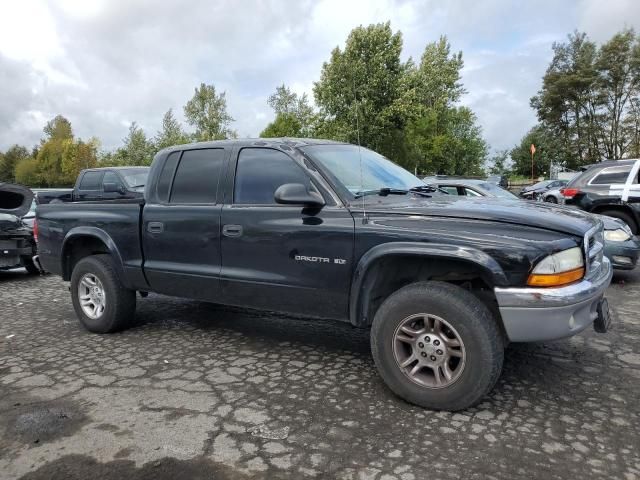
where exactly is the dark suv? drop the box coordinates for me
[562,159,640,234]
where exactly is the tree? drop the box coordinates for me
[313,22,408,160]
[488,149,510,175]
[154,109,189,150]
[183,83,235,141]
[43,115,73,141]
[14,157,40,186]
[531,29,640,166]
[261,84,315,137]
[0,145,30,182]
[114,122,154,166]
[510,125,564,178]
[61,138,99,181]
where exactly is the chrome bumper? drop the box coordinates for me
[494,257,613,342]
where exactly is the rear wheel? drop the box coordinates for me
[370,281,504,411]
[70,254,136,333]
[599,210,638,235]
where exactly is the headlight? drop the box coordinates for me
[527,247,585,287]
[604,228,631,242]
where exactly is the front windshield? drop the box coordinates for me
[121,169,149,188]
[531,180,552,189]
[479,182,517,199]
[301,144,424,195]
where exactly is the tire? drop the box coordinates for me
[370,281,504,411]
[70,254,136,333]
[21,256,40,275]
[545,195,557,204]
[599,210,638,235]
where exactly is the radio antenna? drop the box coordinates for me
[353,79,367,223]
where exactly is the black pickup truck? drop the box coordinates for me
[37,139,613,411]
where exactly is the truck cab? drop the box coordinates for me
[73,167,149,202]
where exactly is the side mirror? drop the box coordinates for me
[104,183,125,194]
[274,183,325,208]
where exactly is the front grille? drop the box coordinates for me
[584,225,604,279]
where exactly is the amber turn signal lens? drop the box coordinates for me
[527,267,585,287]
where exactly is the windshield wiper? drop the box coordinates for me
[354,185,435,199]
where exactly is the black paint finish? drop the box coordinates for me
[37,139,600,325]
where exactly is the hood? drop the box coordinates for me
[360,196,599,237]
[0,183,34,218]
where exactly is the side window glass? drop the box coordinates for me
[102,171,121,189]
[464,188,482,197]
[234,148,311,205]
[590,168,631,185]
[170,149,225,204]
[79,171,103,190]
[156,151,180,202]
[440,186,459,196]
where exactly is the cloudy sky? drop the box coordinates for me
[1,0,639,154]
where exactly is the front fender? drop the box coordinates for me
[61,227,130,288]
[349,242,508,326]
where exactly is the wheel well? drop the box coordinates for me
[355,255,502,331]
[62,236,110,280]
[590,205,638,231]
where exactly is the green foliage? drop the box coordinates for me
[154,109,190,150]
[14,157,40,186]
[488,149,510,175]
[312,24,487,174]
[110,122,155,166]
[43,115,73,141]
[184,83,236,141]
[510,125,563,178]
[261,84,315,137]
[0,145,30,183]
[531,29,640,165]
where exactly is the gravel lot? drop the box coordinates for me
[1,269,639,479]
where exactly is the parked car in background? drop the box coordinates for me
[562,159,640,234]
[486,174,509,189]
[598,215,640,270]
[541,187,564,204]
[422,177,518,200]
[519,179,568,200]
[0,183,38,274]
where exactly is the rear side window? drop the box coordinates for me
[590,167,631,185]
[156,152,180,202]
[170,149,225,204]
[234,148,310,204]
[439,186,459,196]
[79,171,103,190]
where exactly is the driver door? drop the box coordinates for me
[220,147,355,320]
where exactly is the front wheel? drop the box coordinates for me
[70,254,136,333]
[545,196,558,203]
[370,281,504,411]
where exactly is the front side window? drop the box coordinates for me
[463,187,482,197]
[79,171,103,190]
[440,186,460,196]
[301,144,423,196]
[102,171,122,189]
[170,149,225,204]
[590,167,632,185]
[234,148,310,205]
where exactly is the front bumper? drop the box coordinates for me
[604,236,640,270]
[494,257,613,342]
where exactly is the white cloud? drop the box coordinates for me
[0,0,638,153]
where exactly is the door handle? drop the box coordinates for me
[222,224,243,237]
[147,221,164,234]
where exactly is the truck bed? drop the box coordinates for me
[37,199,146,288]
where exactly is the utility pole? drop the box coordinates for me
[530,144,536,181]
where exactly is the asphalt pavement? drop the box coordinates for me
[1,269,639,479]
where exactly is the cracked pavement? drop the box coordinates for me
[1,269,639,479]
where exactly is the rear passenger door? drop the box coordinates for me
[75,171,104,201]
[142,148,230,300]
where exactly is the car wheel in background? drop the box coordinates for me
[545,196,558,203]
[599,210,638,235]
